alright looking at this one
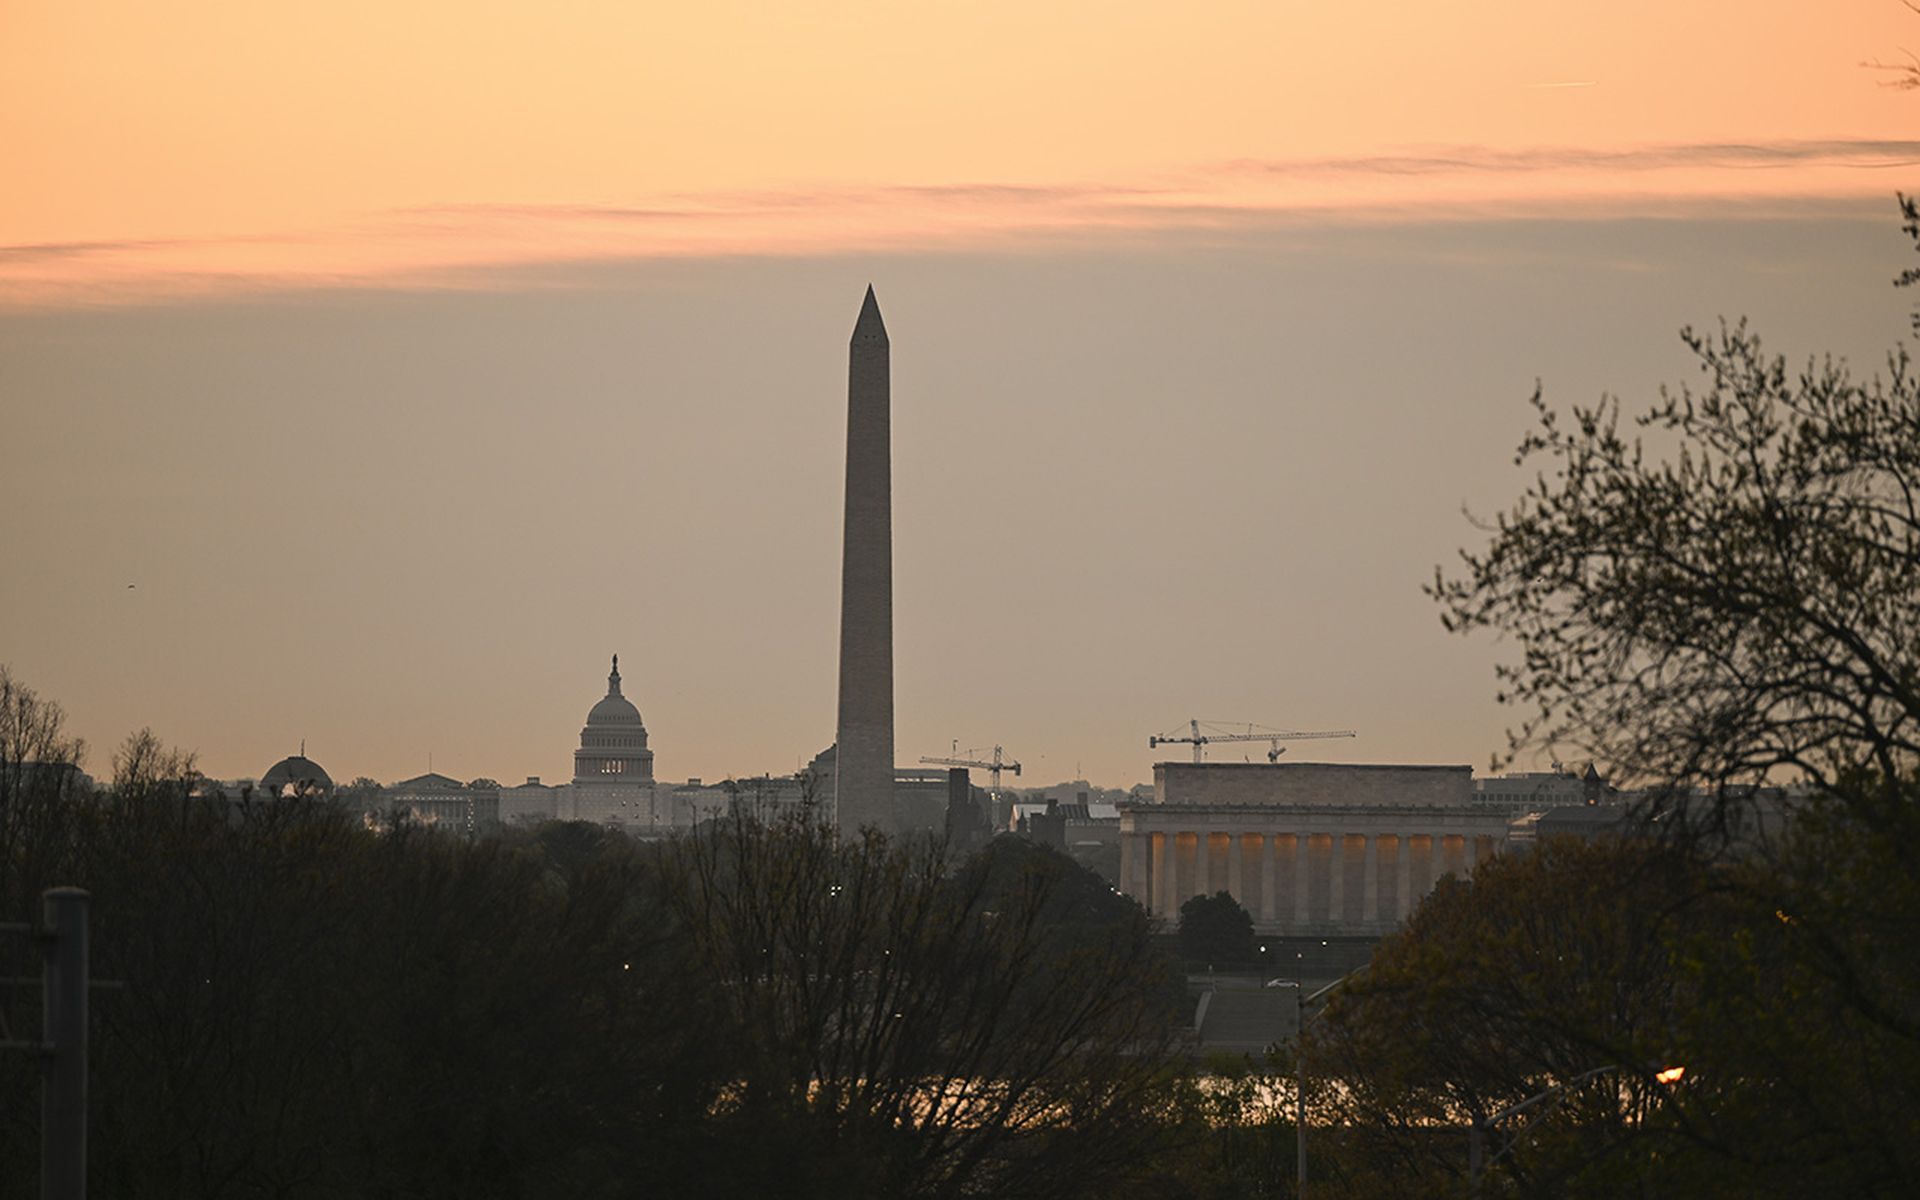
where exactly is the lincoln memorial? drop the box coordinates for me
[1118,762,1512,936]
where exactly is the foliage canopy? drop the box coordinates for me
[1431,319,1920,834]
[1178,890,1258,969]
[1390,202,1920,1197]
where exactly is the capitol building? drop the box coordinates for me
[228,654,977,839]
[236,657,783,837]
[492,655,751,834]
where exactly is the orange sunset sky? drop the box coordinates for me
[3,1,1918,787]
[6,1,1918,301]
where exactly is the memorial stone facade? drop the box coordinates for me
[1119,762,1512,936]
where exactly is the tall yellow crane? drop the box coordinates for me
[1149,719,1356,763]
[919,744,1022,793]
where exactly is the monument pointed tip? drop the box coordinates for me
[852,285,887,342]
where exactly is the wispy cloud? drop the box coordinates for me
[0,239,172,265]
[4,139,1909,308]
[391,202,742,222]
[392,181,1176,225]
[1228,139,1920,177]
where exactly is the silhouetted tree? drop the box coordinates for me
[661,812,1187,1198]
[1864,2,1920,91]
[1419,207,1920,1197]
[1305,839,1704,1198]
[333,774,383,821]
[1899,192,1920,331]
[1151,1052,1304,1200]
[1,745,731,1199]
[1430,317,1920,841]
[1179,891,1257,969]
[109,727,196,797]
[1656,790,1920,1199]
[0,665,91,907]
[0,668,95,1178]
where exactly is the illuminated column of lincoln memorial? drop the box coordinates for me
[1117,763,1514,937]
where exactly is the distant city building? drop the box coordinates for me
[1120,762,1513,937]
[1507,783,1797,859]
[201,652,972,845]
[892,767,960,835]
[696,773,811,823]
[1473,765,1612,815]
[806,743,972,837]
[1009,798,1053,834]
[385,772,499,834]
[490,660,833,836]
[5,760,94,798]
[498,776,561,826]
[943,767,994,854]
[259,750,333,799]
[1015,790,1123,881]
[1534,804,1631,841]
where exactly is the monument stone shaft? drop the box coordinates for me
[835,286,894,835]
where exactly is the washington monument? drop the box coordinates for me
[835,286,894,835]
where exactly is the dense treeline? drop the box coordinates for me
[1293,812,1920,1199]
[3,670,1306,1199]
[1,721,723,1197]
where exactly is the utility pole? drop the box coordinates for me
[7,889,91,1200]
[42,888,89,1200]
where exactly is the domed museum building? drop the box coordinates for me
[259,749,334,798]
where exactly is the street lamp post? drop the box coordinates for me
[1468,1063,1685,1198]
[1266,964,1367,1197]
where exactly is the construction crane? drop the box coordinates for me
[919,744,1023,793]
[1149,719,1357,764]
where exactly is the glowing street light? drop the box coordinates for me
[1470,1063,1688,1197]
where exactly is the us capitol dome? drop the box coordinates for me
[574,655,654,785]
